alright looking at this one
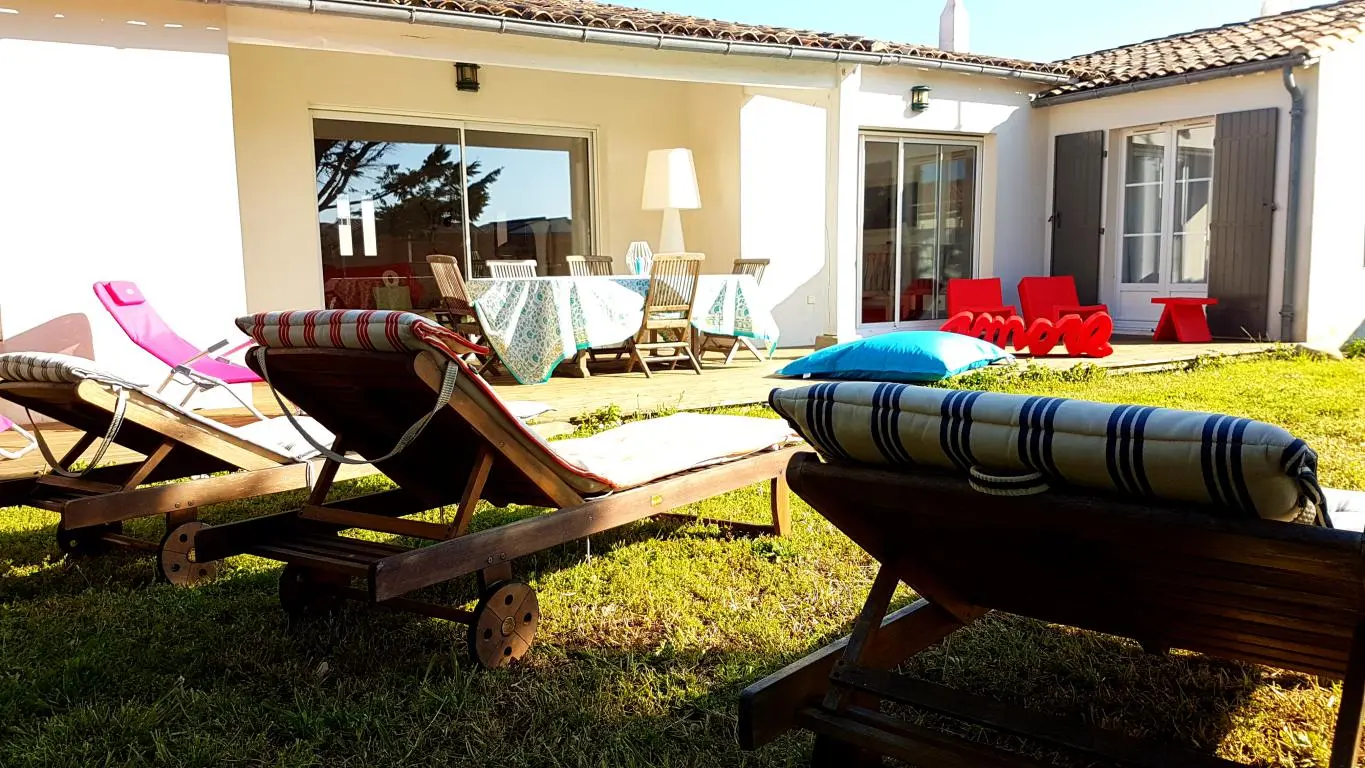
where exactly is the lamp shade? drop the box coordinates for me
[641,148,701,211]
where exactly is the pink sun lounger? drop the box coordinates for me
[0,413,37,460]
[93,281,264,417]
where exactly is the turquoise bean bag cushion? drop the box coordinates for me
[778,331,1011,383]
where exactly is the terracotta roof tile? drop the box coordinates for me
[359,0,1082,77]
[335,0,1365,101]
[1039,0,1365,100]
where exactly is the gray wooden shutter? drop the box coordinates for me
[1050,131,1105,306]
[1207,108,1278,339]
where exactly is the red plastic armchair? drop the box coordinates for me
[946,278,1017,319]
[1018,277,1108,325]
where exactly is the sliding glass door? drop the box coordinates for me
[859,135,979,328]
[313,116,594,311]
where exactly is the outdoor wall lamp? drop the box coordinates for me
[455,62,481,92]
[910,85,933,112]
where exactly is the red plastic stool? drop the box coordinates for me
[1152,297,1218,343]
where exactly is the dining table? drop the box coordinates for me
[466,274,780,384]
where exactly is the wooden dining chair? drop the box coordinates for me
[487,260,539,279]
[732,258,769,282]
[566,255,615,277]
[426,254,500,375]
[698,258,771,365]
[625,253,705,378]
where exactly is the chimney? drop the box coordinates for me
[939,0,970,53]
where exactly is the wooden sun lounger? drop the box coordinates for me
[739,453,1365,768]
[195,346,800,668]
[0,378,371,584]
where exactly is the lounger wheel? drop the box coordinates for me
[278,563,347,619]
[158,521,218,586]
[467,580,539,669]
[56,521,120,557]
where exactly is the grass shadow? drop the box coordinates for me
[0,493,1345,767]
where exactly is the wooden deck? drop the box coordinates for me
[481,339,1275,419]
[0,339,1272,481]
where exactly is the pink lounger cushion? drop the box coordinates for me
[234,310,798,491]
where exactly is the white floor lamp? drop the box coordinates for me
[642,148,701,254]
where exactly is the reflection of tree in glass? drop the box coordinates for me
[372,145,501,238]
[316,140,391,213]
[314,140,500,230]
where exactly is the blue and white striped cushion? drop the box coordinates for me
[770,382,1326,525]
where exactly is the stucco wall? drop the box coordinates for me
[0,0,248,416]
[1304,45,1365,346]
[1041,70,1312,341]
[230,44,752,314]
[835,66,1045,338]
[738,88,830,346]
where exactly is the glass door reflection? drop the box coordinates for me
[859,137,978,327]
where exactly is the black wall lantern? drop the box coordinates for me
[455,62,481,93]
[910,85,932,112]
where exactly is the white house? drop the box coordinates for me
[1,0,1363,399]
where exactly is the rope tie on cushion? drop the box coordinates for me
[253,346,458,466]
[968,466,1050,497]
[29,387,129,478]
[1283,441,1329,526]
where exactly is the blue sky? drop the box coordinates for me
[622,0,1321,62]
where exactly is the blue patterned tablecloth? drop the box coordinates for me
[468,275,779,384]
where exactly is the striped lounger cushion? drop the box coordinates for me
[770,382,1326,526]
[0,351,146,388]
[0,351,334,461]
[236,309,486,360]
[235,310,798,495]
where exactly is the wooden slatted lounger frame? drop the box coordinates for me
[0,378,371,584]
[195,347,802,668]
[739,453,1365,768]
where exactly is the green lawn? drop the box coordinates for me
[2,351,1364,766]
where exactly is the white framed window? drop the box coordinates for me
[856,133,983,329]
[1119,122,1214,289]
[311,112,598,310]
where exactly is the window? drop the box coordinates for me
[313,117,594,310]
[1120,123,1213,288]
[858,136,979,326]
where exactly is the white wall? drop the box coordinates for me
[739,90,830,345]
[1041,70,1311,341]
[229,44,754,314]
[1304,44,1365,347]
[832,65,1044,338]
[830,66,864,342]
[0,0,248,417]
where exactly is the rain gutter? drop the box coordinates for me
[198,0,1076,84]
[1031,53,1309,107]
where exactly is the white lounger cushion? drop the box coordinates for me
[550,413,798,491]
[0,351,332,462]
[232,416,335,461]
